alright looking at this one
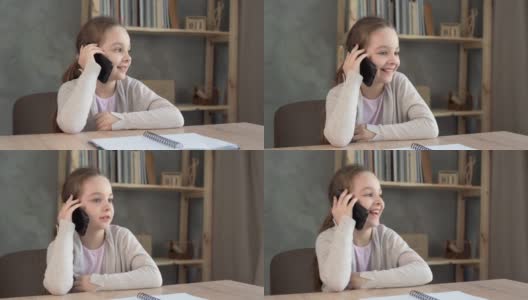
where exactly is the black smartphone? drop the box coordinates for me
[335,189,369,230]
[347,45,377,86]
[94,53,113,83]
[72,207,89,236]
[359,57,377,87]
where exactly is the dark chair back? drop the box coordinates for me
[0,249,48,297]
[269,248,320,295]
[13,92,58,135]
[274,100,326,147]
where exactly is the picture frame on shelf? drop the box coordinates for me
[440,23,461,38]
[185,16,207,31]
[161,172,183,186]
[438,171,459,185]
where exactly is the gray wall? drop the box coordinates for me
[264,0,484,147]
[0,0,230,135]
[0,151,205,284]
[264,150,481,294]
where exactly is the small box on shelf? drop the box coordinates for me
[161,172,183,186]
[438,171,459,185]
[185,16,207,31]
[401,233,428,259]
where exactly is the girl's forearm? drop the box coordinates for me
[56,60,100,133]
[43,220,76,295]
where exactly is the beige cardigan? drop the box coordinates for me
[43,220,162,295]
[316,216,433,292]
[324,71,439,147]
[57,59,184,133]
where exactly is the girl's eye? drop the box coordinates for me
[395,52,400,56]
[109,198,114,203]
[92,198,101,203]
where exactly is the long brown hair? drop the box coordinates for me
[55,17,122,132]
[62,16,121,83]
[335,16,394,85]
[314,164,370,289]
[61,167,103,202]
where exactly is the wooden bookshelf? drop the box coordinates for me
[336,0,492,282]
[57,150,214,283]
[399,34,483,46]
[177,104,229,112]
[426,258,480,266]
[380,181,481,193]
[81,0,239,124]
[154,258,205,267]
[111,182,204,193]
[123,26,229,40]
[432,109,483,118]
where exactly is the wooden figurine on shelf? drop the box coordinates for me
[447,91,473,111]
[464,8,478,37]
[168,240,194,260]
[189,158,199,186]
[444,240,471,259]
[192,87,219,105]
[464,155,477,186]
[213,0,225,31]
[182,158,200,186]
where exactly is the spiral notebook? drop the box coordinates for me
[361,290,487,300]
[89,131,240,150]
[114,292,206,300]
[391,144,476,150]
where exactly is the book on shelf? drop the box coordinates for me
[347,0,427,36]
[345,150,432,183]
[68,150,153,185]
[90,0,180,29]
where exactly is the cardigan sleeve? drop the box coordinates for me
[323,71,363,147]
[366,73,439,141]
[358,228,433,288]
[43,220,76,295]
[56,60,100,134]
[111,78,184,130]
[89,227,162,290]
[316,216,357,292]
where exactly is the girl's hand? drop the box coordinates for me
[342,44,369,76]
[72,275,98,292]
[353,124,376,142]
[348,272,368,289]
[57,195,82,224]
[78,43,105,70]
[331,189,358,225]
[95,112,119,131]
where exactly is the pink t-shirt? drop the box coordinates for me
[80,244,105,275]
[353,241,372,272]
[95,93,117,113]
[359,94,383,125]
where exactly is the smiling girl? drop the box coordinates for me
[315,164,432,292]
[43,168,162,295]
[324,16,438,147]
[56,17,184,133]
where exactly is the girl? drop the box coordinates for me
[43,168,162,295]
[324,17,438,147]
[315,164,432,292]
[56,16,184,134]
